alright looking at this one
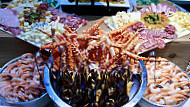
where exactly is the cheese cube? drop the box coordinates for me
[24,22,29,27]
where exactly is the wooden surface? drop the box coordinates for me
[0,16,190,71]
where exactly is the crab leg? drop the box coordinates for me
[64,25,74,34]
[104,36,115,57]
[98,27,102,35]
[122,51,168,62]
[41,41,68,49]
[51,16,60,38]
[86,38,106,52]
[80,38,106,64]
[133,40,148,54]
[63,25,78,39]
[62,31,76,71]
[125,36,139,52]
[122,32,138,50]
[76,34,101,41]
[109,21,138,36]
[86,19,104,35]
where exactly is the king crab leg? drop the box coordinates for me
[86,20,104,35]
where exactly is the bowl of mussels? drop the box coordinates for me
[44,55,147,107]
[0,53,51,107]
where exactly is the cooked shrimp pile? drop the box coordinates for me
[0,53,46,102]
[144,61,190,105]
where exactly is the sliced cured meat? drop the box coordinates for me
[156,3,162,13]
[48,7,87,31]
[151,3,157,13]
[9,27,23,35]
[38,2,49,10]
[132,22,144,31]
[161,5,167,14]
[145,37,157,49]
[0,8,20,27]
[156,39,165,49]
[47,7,59,15]
[140,3,179,16]
[0,24,24,35]
[164,24,176,34]
[160,3,179,12]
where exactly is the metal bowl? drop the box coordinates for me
[44,61,147,107]
[138,61,189,107]
[0,55,51,107]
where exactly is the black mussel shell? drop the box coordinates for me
[115,92,129,106]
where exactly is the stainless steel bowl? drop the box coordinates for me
[0,56,51,107]
[138,96,188,107]
[138,61,189,107]
[44,61,147,107]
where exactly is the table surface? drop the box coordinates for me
[0,16,190,106]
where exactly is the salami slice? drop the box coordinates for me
[156,39,165,49]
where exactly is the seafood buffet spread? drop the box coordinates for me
[0,0,190,107]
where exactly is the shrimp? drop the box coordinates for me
[145,61,190,105]
[149,93,163,102]
[173,93,188,99]
[164,96,183,105]
[0,53,46,102]
[156,98,165,105]
[161,86,171,92]
[175,72,188,79]
[149,84,162,94]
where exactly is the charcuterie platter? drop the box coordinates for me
[0,0,87,47]
[105,2,190,54]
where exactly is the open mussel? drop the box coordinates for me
[50,67,139,107]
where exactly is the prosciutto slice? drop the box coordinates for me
[151,3,157,13]
[0,8,20,28]
[139,3,179,16]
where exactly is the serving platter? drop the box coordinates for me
[104,2,190,54]
[0,27,42,48]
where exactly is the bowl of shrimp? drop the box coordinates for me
[138,61,190,107]
[0,53,51,107]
